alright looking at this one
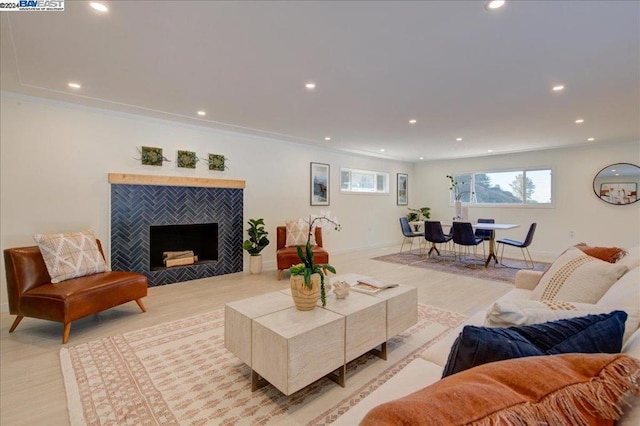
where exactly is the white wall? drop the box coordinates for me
[2,92,639,313]
[413,142,640,257]
[0,93,414,311]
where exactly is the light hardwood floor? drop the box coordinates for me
[0,245,529,425]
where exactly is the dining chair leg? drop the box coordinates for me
[521,247,535,269]
[499,243,535,269]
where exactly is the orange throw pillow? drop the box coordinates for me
[575,243,627,263]
[361,354,640,426]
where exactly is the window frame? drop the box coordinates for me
[340,167,390,195]
[450,167,554,208]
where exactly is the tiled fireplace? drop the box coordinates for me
[109,174,245,286]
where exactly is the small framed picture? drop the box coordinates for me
[310,162,330,206]
[397,173,408,205]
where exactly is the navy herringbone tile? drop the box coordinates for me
[111,184,243,286]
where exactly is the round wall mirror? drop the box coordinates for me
[593,163,640,205]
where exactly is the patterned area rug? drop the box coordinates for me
[60,304,466,425]
[373,251,549,283]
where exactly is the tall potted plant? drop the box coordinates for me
[289,214,340,309]
[243,218,270,274]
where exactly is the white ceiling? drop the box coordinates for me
[1,1,639,162]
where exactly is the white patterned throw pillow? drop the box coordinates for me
[34,230,109,283]
[285,219,317,247]
[531,247,627,304]
[485,299,640,344]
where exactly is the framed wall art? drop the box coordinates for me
[310,162,330,206]
[397,173,408,205]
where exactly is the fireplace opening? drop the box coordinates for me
[149,223,218,270]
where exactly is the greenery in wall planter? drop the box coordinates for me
[177,150,198,168]
[243,218,270,274]
[138,146,170,166]
[208,154,228,171]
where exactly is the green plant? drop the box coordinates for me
[242,218,270,256]
[446,175,474,201]
[290,215,341,307]
[406,207,431,222]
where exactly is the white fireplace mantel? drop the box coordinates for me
[108,173,245,189]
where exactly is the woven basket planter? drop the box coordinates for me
[290,273,320,311]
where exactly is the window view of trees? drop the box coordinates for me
[509,173,536,202]
[452,169,551,205]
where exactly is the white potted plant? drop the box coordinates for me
[447,175,473,219]
[243,218,270,274]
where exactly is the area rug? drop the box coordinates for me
[60,304,466,425]
[373,251,549,283]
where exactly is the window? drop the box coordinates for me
[451,168,552,205]
[340,168,389,194]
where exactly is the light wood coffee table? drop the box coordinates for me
[224,275,417,395]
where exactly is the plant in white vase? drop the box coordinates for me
[242,218,270,274]
[447,175,474,220]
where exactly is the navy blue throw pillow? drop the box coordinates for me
[442,310,627,378]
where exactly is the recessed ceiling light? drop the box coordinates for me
[197,111,206,116]
[324,137,331,141]
[587,137,595,142]
[575,119,584,124]
[380,149,385,152]
[456,137,463,142]
[487,149,493,153]
[90,2,108,12]
[409,119,417,124]
[305,82,316,90]
[552,84,565,92]
[68,82,81,89]
[419,157,424,160]
[485,1,506,10]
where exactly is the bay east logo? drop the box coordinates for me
[0,0,64,11]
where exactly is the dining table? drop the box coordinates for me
[411,220,519,267]
[471,222,520,267]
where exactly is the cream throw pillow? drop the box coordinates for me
[531,247,627,303]
[285,219,317,247]
[34,230,109,283]
[485,299,640,344]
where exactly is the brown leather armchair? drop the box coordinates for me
[4,240,148,343]
[276,226,329,280]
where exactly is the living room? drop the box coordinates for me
[1,94,638,289]
[1,1,639,424]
